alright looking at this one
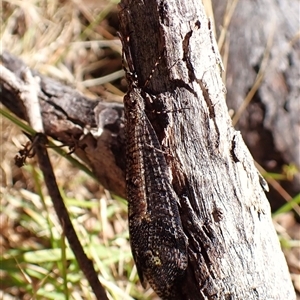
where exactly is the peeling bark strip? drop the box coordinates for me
[118,0,295,299]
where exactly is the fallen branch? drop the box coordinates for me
[0,51,126,198]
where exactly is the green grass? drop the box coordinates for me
[0,151,149,299]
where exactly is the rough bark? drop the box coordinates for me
[118,0,295,299]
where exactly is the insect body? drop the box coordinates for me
[124,86,188,298]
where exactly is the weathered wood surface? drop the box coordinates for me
[118,0,295,299]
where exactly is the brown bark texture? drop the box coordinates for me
[0,0,297,299]
[117,0,295,299]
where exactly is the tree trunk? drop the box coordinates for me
[118,0,294,299]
